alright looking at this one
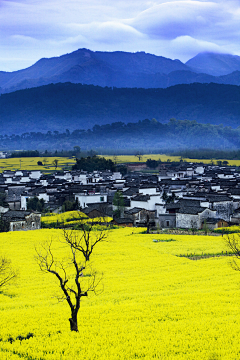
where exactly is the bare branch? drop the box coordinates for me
[35,240,74,312]
[0,256,17,289]
[225,233,240,271]
[35,228,105,332]
[87,269,104,296]
[225,234,240,258]
[62,221,108,262]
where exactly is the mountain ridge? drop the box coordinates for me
[1,82,240,135]
[2,49,240,93]
[0,48,189,91]
[186,52,240,76]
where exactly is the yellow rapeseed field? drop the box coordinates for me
[0,228,240,359]
[103,154,240,166]
[216,225,240,234]
[41,210,88,224]
[41,211,112,227]
[1,155,239,173]
[0,157,76,172]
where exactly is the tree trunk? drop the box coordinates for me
[69,314,78,332]
[146,225,150,234]
[146,214,150,234]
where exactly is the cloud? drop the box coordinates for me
[130,1,227,39]
[67,22,145,44]
[169,36,230,61]
[1,0,240,70]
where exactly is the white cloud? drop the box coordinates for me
[1,0,240,70]
[169,36,230,61]
[130,1,227,39]
[67,22,145,44]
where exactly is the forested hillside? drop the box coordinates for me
[1,119,240,151]
[1,82,240,135]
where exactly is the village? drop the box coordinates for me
[0,161,239,232]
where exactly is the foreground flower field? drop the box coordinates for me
[0,228,240,359]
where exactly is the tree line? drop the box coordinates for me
[1,82,240,134]
[3,118,240,153]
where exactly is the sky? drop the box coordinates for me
[1,0,240,71]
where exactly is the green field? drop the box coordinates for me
[0,228,240,359]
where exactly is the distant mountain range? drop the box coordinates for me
[185,53,240,76]
[1,49,240,143]
[1,82,240,135]
[2,49,240,92]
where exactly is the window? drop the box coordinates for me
[166,220,170,227]
[100,196,104,202]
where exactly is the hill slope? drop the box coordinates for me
[2,50,240,92]
[0,82,240,135]
[3,119,240,151]
[186,52,240,76]
[0,49,190,92]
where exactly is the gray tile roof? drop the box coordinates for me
[122,187,139,196]
[177,206,207,215]
[207,194,232,202]
[132,194,150,202]
[112,217,133,224]
[125,207,143,214]
[2,210,31,221]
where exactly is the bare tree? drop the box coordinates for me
[52,159,59,169]
[43,158,48,166]
[225,233,240,271]
[62,222,108,261]
[35,236,103,331]
[135,152,143,162]
[35,221,107,331]
[0,256,17,289]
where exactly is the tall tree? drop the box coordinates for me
[35,222,107,331]
[113,191,125,218]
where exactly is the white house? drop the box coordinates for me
[176,207,217,229]
[75,192,108,208]
[29,171,42,180]
[130,194,164,211]
[54,171,72,182]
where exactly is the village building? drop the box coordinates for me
[0,162,239,231]
[2,210,41,231]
